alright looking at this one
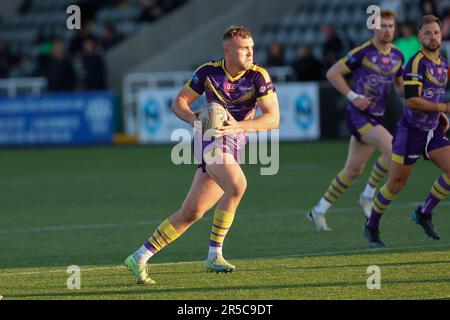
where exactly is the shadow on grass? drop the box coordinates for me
[2,243,450,276]
[5,277,450,299]
[237,259,450,273]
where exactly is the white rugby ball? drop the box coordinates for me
[199,102,228,130]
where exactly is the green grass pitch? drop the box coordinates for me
[0,141,449,299]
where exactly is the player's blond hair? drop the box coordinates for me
[380,9,396,19]
[223,26,252,41]
[418,15,441,30]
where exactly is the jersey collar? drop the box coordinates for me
[420,49,441,65]
[371,40,392,55]
[221,59,248,81]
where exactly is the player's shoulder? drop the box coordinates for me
[250,63,270,74]
[249,63,272,82]
[440,55,448,68]
[390,44,405,59]
[348,40,373,55]
[405,51,426,71]
[193,60,223,73]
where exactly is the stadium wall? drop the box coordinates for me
[105,0,299,93]
[0,1,22,15]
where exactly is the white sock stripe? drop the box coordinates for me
[207,246,223,260]
[362,184,376,198]
[315,197,332,214]
[134,245,154,264]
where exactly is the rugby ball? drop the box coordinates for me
[199,102,228,130]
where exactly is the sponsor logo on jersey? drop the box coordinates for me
[424,87,436,98]
[368,74,381,86]
[406,73,423,80]
[224,83,236,93]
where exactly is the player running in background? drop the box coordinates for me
[365,15,450,248]
[307,10,404,231]
[124,26,280,284]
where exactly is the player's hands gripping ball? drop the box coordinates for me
[198,102,229,138]
[218,109,241,135]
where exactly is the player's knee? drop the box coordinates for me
[346,166,363,180]
[179,206,205,224]
[381,154,391,165]
[388,176,407,193]
[228,176,247,198]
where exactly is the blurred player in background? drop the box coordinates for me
[124,26,280,284]
[308,10,404,231]
[365,15,450,248]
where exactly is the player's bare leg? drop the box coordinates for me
[358,125,393,217]
[361,125,392,162]
[343,136,376,182]
[202,151,247,272]
[428,145,450,190]
[412,146,450,239]
[168,169,224,233]
[385,162,413,194]
[205,152,247,214]
[125,169,223,284]
[309,136,374,231]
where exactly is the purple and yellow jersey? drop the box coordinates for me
[403,50,448,131]
[184,59,276,121]
[339,40,404,117]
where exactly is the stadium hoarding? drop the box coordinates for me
[137,88,206,144]
[136,82,320,144]
[270,82,320,141]
[0,92,116,146]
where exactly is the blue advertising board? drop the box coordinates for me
[136,82,319,144]
[0,92,116,146]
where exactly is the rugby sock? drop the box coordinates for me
[134,219,181,263]
[134,245,154,264]
[363,156,389,198]
[315,170,353,214]
[421,174,450,215]
[368,185,396,229]
[208,209,235,260]
[208,246,222,260]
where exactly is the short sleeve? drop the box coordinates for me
[396,54,405,78]
[339,43,368,73]
[184,64,208,96]
[403,54,425,88]
[253,67,276,102]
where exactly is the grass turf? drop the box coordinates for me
[1,142,449,299]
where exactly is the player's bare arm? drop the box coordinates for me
[171,86,200,127]
[405,96,450,113]
[394,76,405,97]
[219,94,280,135]
[326,61,371,111]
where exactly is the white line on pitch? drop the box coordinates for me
[1,242,450,277]
[2,201,449,235]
